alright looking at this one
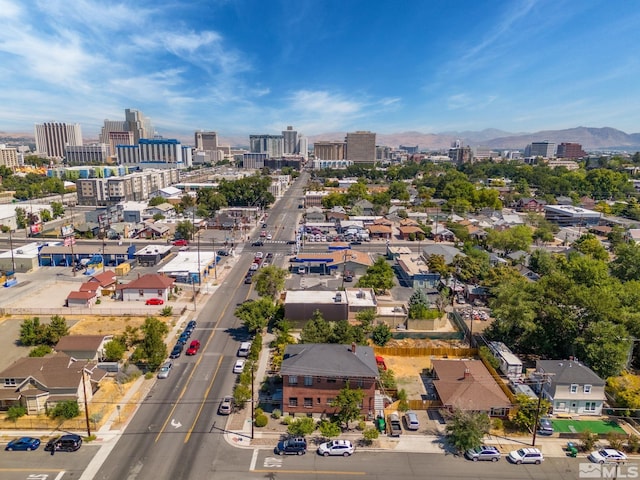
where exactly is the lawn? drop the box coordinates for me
[551,418,625,435]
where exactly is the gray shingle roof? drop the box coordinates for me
[537,360,605,386]
[281,344,379,378]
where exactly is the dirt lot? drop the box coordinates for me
[383,356,431,398]
[68,316,166,336]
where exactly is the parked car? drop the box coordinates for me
[217,250,229,256]
[146,298,164,305]
[237,342,251,357]
[250,263,259,271]
[317,439,355,457]
[186,340,201,355]
[465,445,501,462]
[172,239,188,247]
[44,434,82,452]
[244,276,253,284]
[266,234,272,240]
[218,396,233,415]
[275,437,307,455]
[266,253,273,259]
[255,252,264,259]
[233,359,246,374]
[170,343,184,358]
[538,417,554,435]
[286,240,296,245]
[298,266,306,275]
[508,447,544,464]
[404,411,420,431]
[157,361,173,379]
[588,449,628,464]
[387,413,402,436]
[5,437,41,451]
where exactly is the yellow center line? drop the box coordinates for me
[184,354,223,443]
[155,267,247,443]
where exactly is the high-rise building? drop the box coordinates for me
[298,134,309,160]
[313,141,345,160]
[525,141,556,158]
[448,141,473,164]
[100,108,153,149]
[116,139,190,169]
[345,131,376,164]
[107,131,134,157]
[249,134,283,157]
[195,131,218,151]
[65,144,111,164]
[34,122,83,159]
[0,144,19,169]
[556,142,586,159]
[282,126,298,154]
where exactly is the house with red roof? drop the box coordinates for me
[116,273,175,302]
[66,290,97,308]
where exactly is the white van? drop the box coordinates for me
[237,341,251,357]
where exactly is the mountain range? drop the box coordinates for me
[2,126,640,152]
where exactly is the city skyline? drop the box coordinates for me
[1,0,639,138]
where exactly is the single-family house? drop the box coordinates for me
[280,343,379,417]
[55,335,114,361]
[353,199,375,216]
[432,359,512,417]
[66,290,97,308]
[145,202,176,218]
[535,359,606,416]
[0,353,108,414]
[116,273,175,302]
[305,207,326,223]
[516,198,546,213]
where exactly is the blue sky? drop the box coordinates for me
[1,0,639,140]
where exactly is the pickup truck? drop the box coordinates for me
[388,413,402,437]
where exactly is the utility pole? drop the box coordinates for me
[81,367,91,437]
[8,228,16,273]
[532,372,554,446]
[251,366,255,440]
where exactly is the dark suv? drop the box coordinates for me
[44,434,82,452]
[275,437,307,455]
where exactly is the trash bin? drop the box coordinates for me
[568,446,578,457]
[376,416,386,433]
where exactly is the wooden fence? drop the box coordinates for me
[373,346,477,357]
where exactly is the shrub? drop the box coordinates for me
[580,430,598,452]
[254,407,264,417]
[492,418,504,432]
[49,400,80,419]
[287,417,316,436]
[254,414,268,428]
[160,306,173,317]
[281,415,293,425]
[318,419,342,439]
[6,405,27,422]
[362,426,379,445]
[627,434,640,453]
[607,432,626,451]
[95,298,101,304]
[271,409,282,419]
[29,345,53,357]
[357,420,366,431]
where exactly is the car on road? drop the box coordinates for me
[588,449,628,464]
[5,437,41,451]
[266,252,273,259]
[233,359,246,374]
[186,340,201,355]
[250,263,259,271]
[179,331,191,343]
[262,261,269,268]
[170,343,184,358]
[260,231,267,237]
[255,252,264,258]
[251,241,264,247]
[185,321,196,334]
[172,239,188,247]
[217,250,229,256]
[266,234,272,240]
[298,266,305,274]
[317,439,355,457]
[275,437,307,455]
[44,434,82,452]
[244,276,253,284]
[350,241,362,245]
[218,396,233,415]
[286,240,296,244]
[237,341,251,357]
[465,445,501,462]
[262,223,268,228]
[508,447,543,464]
[146,298,164,305]
[157,361,173,379]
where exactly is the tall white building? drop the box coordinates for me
[0,144,19,169]
[117,139,191,169]
[100,108,153,147]
[65,144,111,164]
[298,134,309,160]
[34,122,83,159]
[250,134,283,158]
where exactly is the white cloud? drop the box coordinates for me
[0,0,22,19]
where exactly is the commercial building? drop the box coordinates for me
[195,131,218,151]
[107,132,134,157]
[0,144,19,169]
[448,140,473,164]
[76,169,180,206]
[117,139,191,169]
[556,142,586,159]
[313,141,345,161]
[525,141,556,158]
[34,122,83,159]
[543,204,600,227]
[250,134,283,157]
[345,131,376,164]
[282,126,298,154]
[100,108,153,146]
[65,144,111,164]
[242,153,269,170]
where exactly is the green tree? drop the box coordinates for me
[19,317,46,346]
[388,181,410,201]
[512,394,551,432]
[330,320,355,344]
[51,201,65,218]
[15,207,27,229]
[332,382,365,429]
[478,346,500,370]
[445,409,490,453]
[425,254,449,277]
[104,339,126,362]
[300,310,333,343]
[233,384,251,408]
[577,321,630,379]
[371,324,392,346]
[40,209,52,222]
[131,317,169,371]
[197,190,228,218]
[6,405,27,423]
[287,417,316,436]
[175,220,195,241]
[573,234,609,261]
[29,345,52,357]
[49,400,80,419]
[147,196,166,206]
[356,257,395,295]
[318,419,342,439]
[611,243,640,282]
[354,308,376,334]
[234,297,276,334]
[408,289,430,320]
[346,182,370,203]
[486,225,533,254]
[44,315,69,345]
[253,266,287,299]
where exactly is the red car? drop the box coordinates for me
[172,239,188,246]
[186,340,201,355]
[146,298,164,305]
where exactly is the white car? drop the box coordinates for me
[508,447,544,465]
[266,234,272,240]
[250,263,259,271]
[588,449,627,464]
[317,439,355,457]
[255,252,264,259]
[157,361,172,379]
[233,359,246,374]
[218,396,233,415]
